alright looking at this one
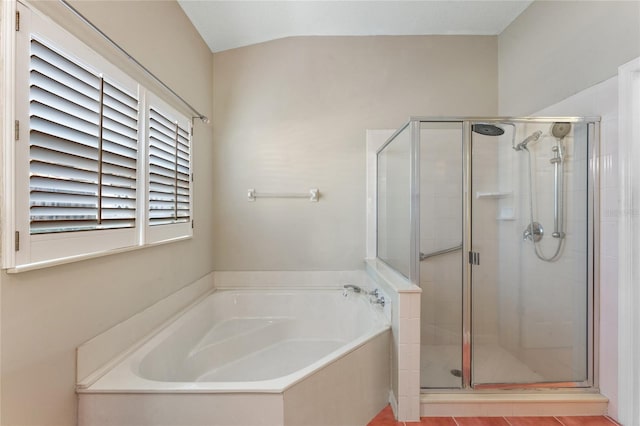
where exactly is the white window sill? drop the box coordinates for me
[5,235,191,274]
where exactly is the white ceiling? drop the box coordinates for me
[178,0,534,53]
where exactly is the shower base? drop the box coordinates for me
[420,343,607,417]
[421,343,543,388]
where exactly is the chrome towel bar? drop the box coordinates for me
[247,188,319,202]
[420,244,463,261]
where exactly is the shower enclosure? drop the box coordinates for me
[377,117,599,390]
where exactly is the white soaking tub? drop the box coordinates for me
[78,289,391,426]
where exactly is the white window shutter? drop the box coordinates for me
[28,39,138,234]
[100,79,138,228]
[148,106,191,227]
[7,3,193,270]
[29,39,102,234]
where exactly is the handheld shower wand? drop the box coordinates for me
[550,122,571,239]
[513,130,543,151]
[517,123,571,262]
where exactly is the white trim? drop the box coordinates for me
[1,0,17,269]
[617,56,640,426]
[0,1,16,420]
[7,234,190,274]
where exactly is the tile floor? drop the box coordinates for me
[367,405,621,426]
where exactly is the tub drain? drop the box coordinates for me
[450,369,462,377]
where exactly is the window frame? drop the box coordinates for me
[145,93,193,245]
[4,2,193,272]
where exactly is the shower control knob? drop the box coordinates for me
[523,222,544,243]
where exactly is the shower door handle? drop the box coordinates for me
[468,251,480,265]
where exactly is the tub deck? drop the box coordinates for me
[78,288,391,426]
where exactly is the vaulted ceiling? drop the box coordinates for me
[178,1,533,53]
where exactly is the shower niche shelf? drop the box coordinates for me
[497,207,516,221]
[475,191,512,199]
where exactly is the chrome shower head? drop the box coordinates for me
[472,123,505,136]
[551,122,571,139]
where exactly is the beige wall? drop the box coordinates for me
[212,35,498,271]
[498,0,640,115]
[0,1,214,425]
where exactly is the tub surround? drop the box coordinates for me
[77,269,383,387]
[77,273,215,387]
[79,335,390,426]
[77,280,390,425]
[80,289,389,392]
[213,270,368,289]
[365,258,422,422]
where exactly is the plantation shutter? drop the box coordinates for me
[100,80,138,228]
[28,38,138,234]
[148,107,191,226]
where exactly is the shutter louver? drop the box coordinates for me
[99,79,138,229]
[148,107,191,226]
[29,39,138,234]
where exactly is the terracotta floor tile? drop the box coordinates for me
[505,417,563,426]
[454,418,510,426]
[555,416,618,426]
[416,417,458,425]
[367,405,403,426]
[368,405,621,426]
[366,419,404,426]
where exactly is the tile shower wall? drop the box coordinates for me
[496,78,618,388]
[534,77,619,415]
[497,122,589,381]
[496,135,522,356]
[471,133,501,345]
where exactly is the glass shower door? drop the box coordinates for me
[419,121,464,389]
[470,120,591,387]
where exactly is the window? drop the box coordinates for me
[29,39,139,235]
[8,3,192,270]
[146,96,193,244]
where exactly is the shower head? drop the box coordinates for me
[551,122,571,139]
[514,130,543,151]
[472,123,504,136]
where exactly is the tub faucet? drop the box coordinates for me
[372,296,386,308]
[343,284,362,296]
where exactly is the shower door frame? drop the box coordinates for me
[407,116,600,391]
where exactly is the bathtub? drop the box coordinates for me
[78,289,391,426]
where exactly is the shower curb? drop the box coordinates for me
[420,392,608,417]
